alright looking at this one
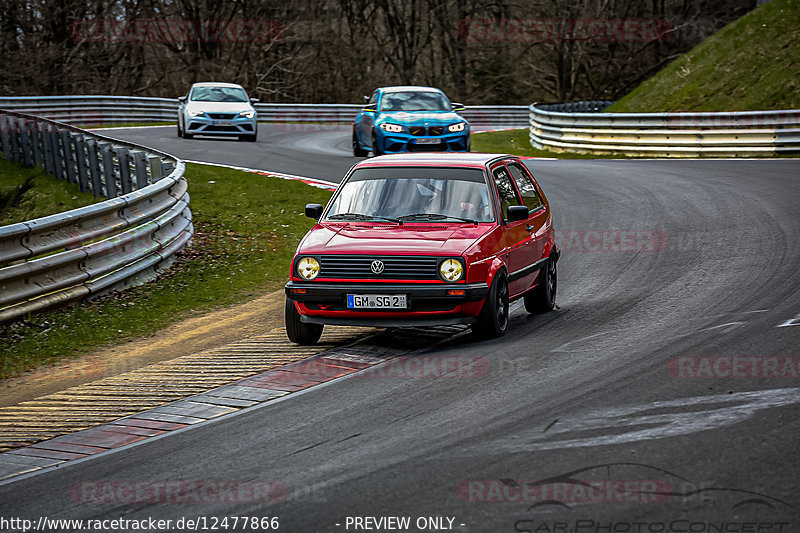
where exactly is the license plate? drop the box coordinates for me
[212,120,234,126]
[347,294,407,309]
[415,138,440,145]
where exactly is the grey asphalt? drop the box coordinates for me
[2,125,799,531]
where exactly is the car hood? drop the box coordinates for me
[377,110,465,126]
[299,223,493,256]
[185,101,254,113]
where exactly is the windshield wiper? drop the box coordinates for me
[328,212,402,224]
[398,213,477,224]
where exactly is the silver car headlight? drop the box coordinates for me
[297,257,320,280]
[439,258,464,282]
[187,109,205,117]
[448,122,466,133]
[238,110,255,119]
[380,123,404,133]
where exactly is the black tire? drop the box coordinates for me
[472,271,509,339]
[353,131,368,157]
[285,298,323,345]
[182,128,193,139]
[372,135,383,157]
[177,120,182,137]
[524,256,557,314]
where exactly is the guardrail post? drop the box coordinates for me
[8,115,20,163]
[116,147,132,194]
[148,155,163,181]
[0,114,11,159]
[86,138,104,198]
[162,160,175,177]
[132,150,148,189]
[41,123,54,175]
[59,130,77,184]
[30,120,43,167]
[73,134,90,193]
[50,128,65,181]
[19,119,33,167]
[99,142,117,198]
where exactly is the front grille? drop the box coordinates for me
[207,113,237,119]
[409,126,426,136]
[408,126,445,136]
[409,143,444,152]
[318,255,440,280]
[428,126,444,135]
[202,125,238,132]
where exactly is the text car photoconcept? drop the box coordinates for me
[285,153,560,345]
[177,82,258,142]
[352,86,471,156]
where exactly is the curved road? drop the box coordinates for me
[2,126,799,530]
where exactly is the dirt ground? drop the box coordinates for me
[0,290,286,407]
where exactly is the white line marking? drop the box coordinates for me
[777,314,800,328]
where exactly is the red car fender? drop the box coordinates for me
[484,256,507,292]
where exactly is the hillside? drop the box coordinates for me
[608,0,800,112]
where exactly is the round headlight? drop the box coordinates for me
[439,259,463,282]
[297,257,320,280]
[448,122,466,132]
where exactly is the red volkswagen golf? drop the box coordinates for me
[285,153,560,344]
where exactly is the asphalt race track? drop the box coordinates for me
[2,125,799,531]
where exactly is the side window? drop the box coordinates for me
[492,166,522,221]
[507,162,543,212]
[368,92,378,105]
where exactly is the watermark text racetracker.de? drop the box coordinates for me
[1,515,279,532]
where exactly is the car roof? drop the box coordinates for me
[377,86,444,94]
[354,152,513,170]
[191,82,245,89]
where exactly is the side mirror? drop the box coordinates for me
[178,96,187,103]
[363,95,370,102]
[452,102,466,112]
[507,205,528,222]
[250,97,260,103]
[305,203,324,220]
[362,103,377,112]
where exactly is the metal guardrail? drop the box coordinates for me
[0,96,530,128]
[0,110,193,323]
[530,102,800,157]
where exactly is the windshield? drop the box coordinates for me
[380,91,451,112]
[191,86,248,103]
[325,168,494,223]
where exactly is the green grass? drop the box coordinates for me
[608,0,800,112]
[471,130,628,158]
[0,157,97,225]
[0,163,332,380]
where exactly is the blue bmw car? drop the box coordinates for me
[353,86,470,156]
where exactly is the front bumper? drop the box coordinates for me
[285,281,489,327]
[185,114,256,136]
[376,130,470,153]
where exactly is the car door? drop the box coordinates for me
[506,160,549,292]
[490,163,532,296]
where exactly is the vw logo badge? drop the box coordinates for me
[370,260,385,275]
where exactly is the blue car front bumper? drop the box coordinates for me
[376,129,470,153]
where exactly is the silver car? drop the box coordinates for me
[177,82,258,142]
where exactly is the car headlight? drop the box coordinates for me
[187,109,205,117]
[448,122,466,133]
[439,258,464,282]
[380,123,404,133]
[238,110,255,119]
[297,257,320,280]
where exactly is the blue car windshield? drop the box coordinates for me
[380,92,451,112]
[191,86,248,103]
[325,168,494,223]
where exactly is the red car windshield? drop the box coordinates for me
[325,167,495,223]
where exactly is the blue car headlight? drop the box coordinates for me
[238,110,255,119]
[448,122,467,133]
[380,123,405,133]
